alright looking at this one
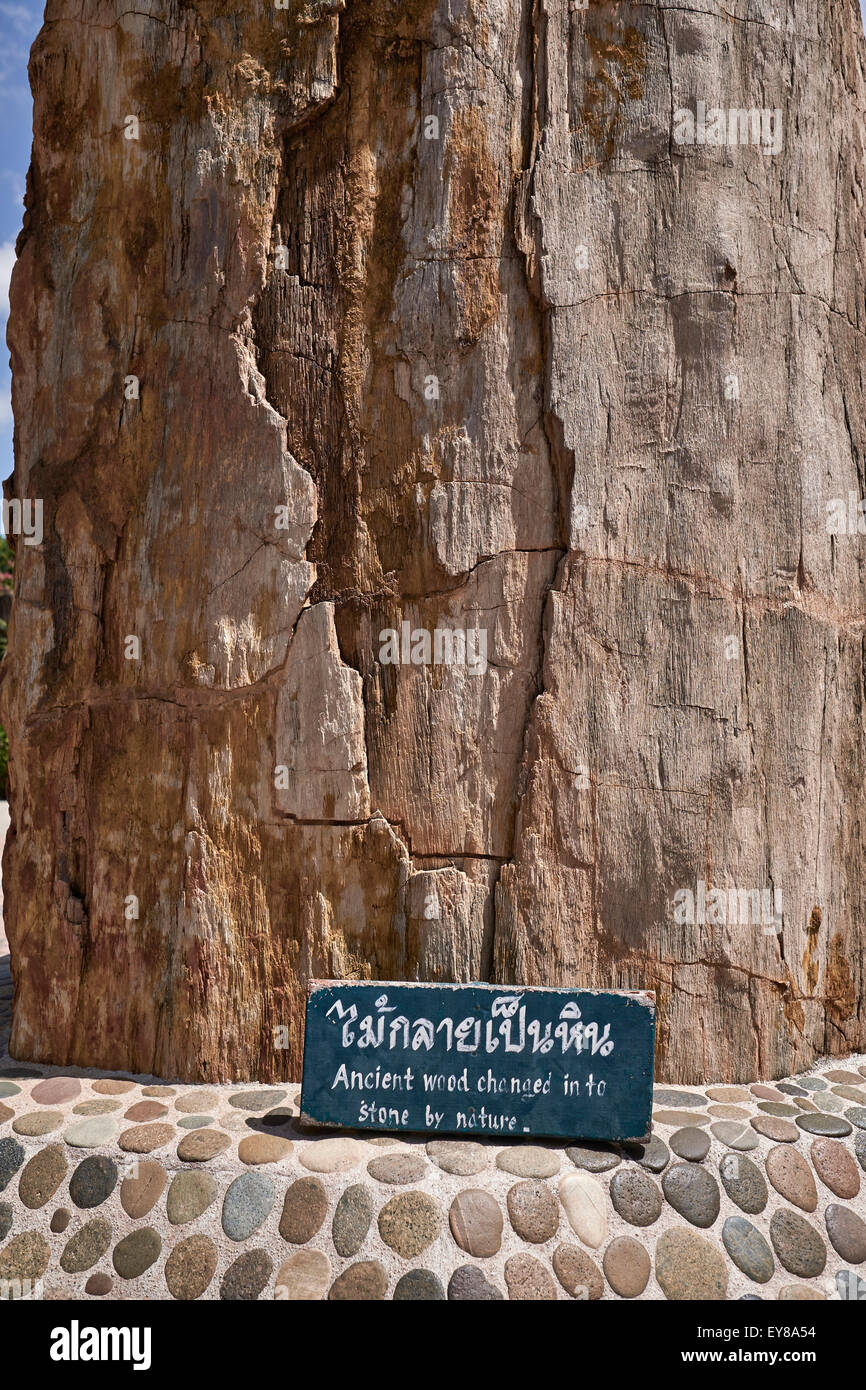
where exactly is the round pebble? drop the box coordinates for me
[112,1228,162,1280]
[757,1101,798,1117]
[49,1208,70,1234]
[810,1137,860,1198]
[776,1082,809,1097]
[73,1100,121,1116]
[609,1167,663,1227]
[299,1138,368,1174]
[769,1209,827,1277]
[565,1143,620,1172]
[711,1121,759,1150]
[367,1153,427,1185]
[426,1140,488,1176]
[654,1110,710,1128]
[620,1135,670,1172]
[558,1171,607,1247]
[449,1188,503,1257]
[765,1146,817,1211]
[751,1084,786,1102]
[845,1106,866,1130]
[751,1116,800,1143]
[669,1127,710,1162]
[19,1145,67,1209]
[64,1118,118,1148]
[504,1252,557,1300]
[118,1123,176,1154]
[495,1146,560,1178]
[778,1284,825,1301]
[124,1101,168,1123]
[0,1231,50,1282]
[506,1180,559,1243]
[69,1156,118,1209]
[164,1233,218,1300]
[393,1269,446,1301]
[831,1085,866,1103]
[237,1134,293,1166]
[332,1184,373,1257]
[447,1265,503,1300]
[222,1172,274,1241]
[177,1115,215,1130]
[329,1260,387,1301]
[552,1243,603,1299]
[706,1087,751,1103]
[220,1249,273,1300]
[856,1132,866,1172]
[12,1111,62,1137]
[31,1077,81,1105]
[177,1130,231,1162]
[378,1192,441,1258]
[653,1089,706,1108]
[796,1113,852,1137]
[0,1083,21,1099]
[274,1249,331,1301]
[142,1086,176,1099]
[722,1217,774,1284]
[175,1091,219,1114]
[813,1092,844,1113]
[824,1203,866,1263]
[279,1177,328,1243]
[166,1171,218,1226]
[824,1069,864,1085]
[60,1218,113,1273]
[661,1164,720,1229]
[603,1235,651,1298]
[228,1089,287,1111]
[797,1077,827,1091]
[655,1227,728,1300]
[0,1137,25,1191]
[120,1161,166,1218]
[90,1080,135,1095]
[0,1103,13,1123]
[85,1273,112,1296]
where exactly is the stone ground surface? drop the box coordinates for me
[2,787,866,1302]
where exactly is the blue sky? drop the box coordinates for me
[0,2,865,489]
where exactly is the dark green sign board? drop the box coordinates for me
[300,981,655,1141]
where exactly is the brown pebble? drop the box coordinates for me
[91,1080,136,1095]
[810,1138,860,1198]
[504,1253,557,1300]
[765,1146,818,1211]
[120,1161,167,1219]
[329,1260,387,1301]
[84,1272,113,1296]
[123,1101,168,1122]
[551,1243,602,1299]
[603,1235,651,1298]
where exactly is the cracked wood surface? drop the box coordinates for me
[1,0,865,1083]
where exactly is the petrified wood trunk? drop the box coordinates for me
[3,0,865,1084]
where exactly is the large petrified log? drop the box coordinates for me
[2,0,865,1083]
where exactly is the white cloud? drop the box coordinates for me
[0,389,11,426]
[0,241,16,322]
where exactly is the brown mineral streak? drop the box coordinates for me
[0,0,864,1084]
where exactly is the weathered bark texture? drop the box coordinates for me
[3,0,866,1084]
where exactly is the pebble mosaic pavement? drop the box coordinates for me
[2,914,866,1299]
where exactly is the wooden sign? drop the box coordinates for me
[300,981,655,1141]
